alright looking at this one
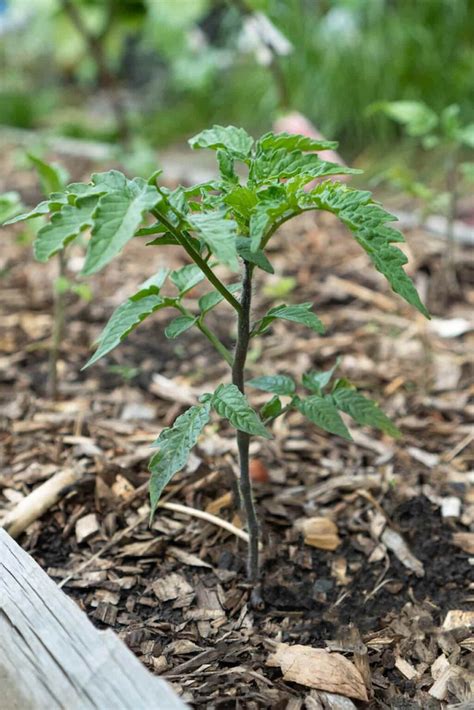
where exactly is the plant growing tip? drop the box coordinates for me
[7,124,430,581]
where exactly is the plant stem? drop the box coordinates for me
[48,251,66,399]
[198,321,233,366]
[153,211,242,314]
[176,303,233,366]
[232,262,259,581]
[445,151,459,294]
[60,0,130,145]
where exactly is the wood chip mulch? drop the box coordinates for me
[1,155,474,708]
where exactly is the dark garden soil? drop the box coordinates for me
[1,151,473,708]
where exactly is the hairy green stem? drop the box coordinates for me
[154,210,242,314]
[232,262,259,581]
[48,251,66,399]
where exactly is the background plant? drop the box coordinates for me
[373,100,474,289]
[7,125,429,580]
[4,154,92,398]
[1,1,473,156]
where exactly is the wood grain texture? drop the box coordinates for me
[0,529,187,710]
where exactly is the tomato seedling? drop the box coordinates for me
[9,126,429,580]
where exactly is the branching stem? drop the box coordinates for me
[154,210,242,314]
[232,262,259,581]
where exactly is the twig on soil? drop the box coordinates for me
[1,468,81,538]
[442,430,474,463]
[158,501,258,546]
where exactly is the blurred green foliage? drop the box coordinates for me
[0,0,472,157]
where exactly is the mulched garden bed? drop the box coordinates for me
[1,155,473,708]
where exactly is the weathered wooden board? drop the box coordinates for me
[0,528,187,710]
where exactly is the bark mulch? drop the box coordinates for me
[1,158,473,708]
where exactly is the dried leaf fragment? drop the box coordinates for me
[267,643,368,701]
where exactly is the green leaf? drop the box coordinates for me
[66,170,129,204]
[248,196,292,251]
[145,233,179,246]
[258,131,338,153]
[187,212,239,270]
[236,238,274,273]
[0,192,24,224]
[4,201,51,225]
[189,125,254,160]
[28,154,68,195]
[375,101,438,137]
[217,149,238,182]
[458,123,474,148]
[165,315,197,339]
[302,360,340,394]
[211,383,271,439]
[250,149,359,183]
[131,268,170,299]
[82,179,160,275]
[261,396,282,420]
[198,283,241,315]
[170,263,205,295]
[83,292,176,368]
[440,104,461,139]
[331,379,400,437]
[34,197,97,262]
[136,221,168,236]
[254,303,325,335]
[246,374,296,396]
[294,395,352,440]
[224,186,258,219]
[299,182,430,318]
[149,403,211,517]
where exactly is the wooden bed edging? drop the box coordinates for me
[0,528,187,710]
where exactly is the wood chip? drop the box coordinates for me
[429,664,463,701]
[395,656,418,680]
[452,532,474,554]
[441,496,461,519]
[267,643,368,701]
[205,491,233,515]
[295,517,341,551]
[150,373,199,405]
[443,610,474,631]
[75,513,100,543]
[118,539,164,558]
[317,692,358,709]
[165,639,203,656]
[381,527,425,577]
[167,546,212,569]
[152,573,195,609]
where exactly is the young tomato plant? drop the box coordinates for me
[11,126,429,580]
